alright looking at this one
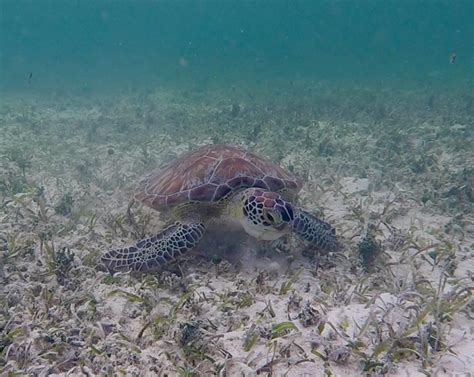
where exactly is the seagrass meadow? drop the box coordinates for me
[1,80,473,375]
[1,0,474,376]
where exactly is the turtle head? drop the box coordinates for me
[236,188,294,240]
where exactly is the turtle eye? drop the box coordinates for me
[265,210,281,224]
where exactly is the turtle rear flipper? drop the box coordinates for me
[102,221,205,273]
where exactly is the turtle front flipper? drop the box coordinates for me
[292,210,341,253]
[102,221,205,274]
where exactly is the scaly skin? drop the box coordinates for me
[239,188,340,250]
[292,210,340,252]
[102,221,205,273]
[102,188,340,274]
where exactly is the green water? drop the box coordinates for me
[1,0,473,93]
[1,2,474,375]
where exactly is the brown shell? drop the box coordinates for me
[135,144,303,211]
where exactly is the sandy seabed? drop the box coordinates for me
[0,82,473,376]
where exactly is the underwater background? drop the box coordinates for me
[1,0,473,92]
[1,1,473,376]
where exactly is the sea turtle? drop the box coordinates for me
[102,144,340,273]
